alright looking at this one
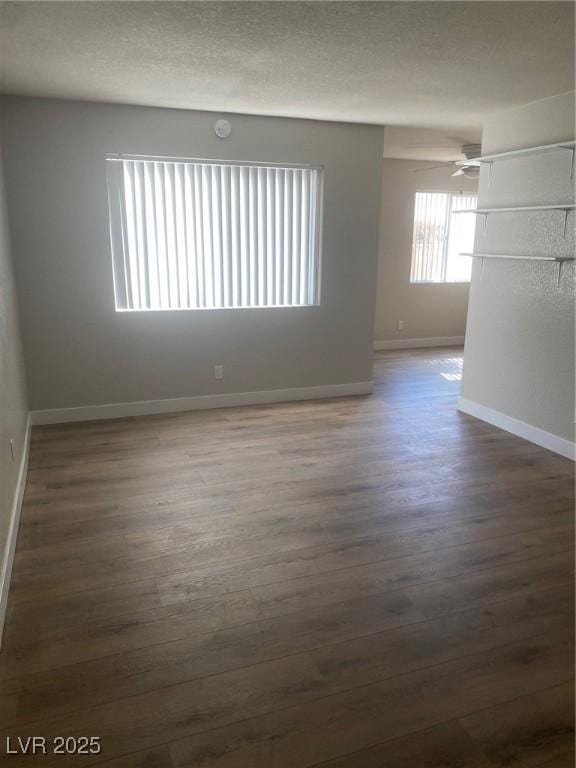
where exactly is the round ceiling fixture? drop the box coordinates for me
[214,119,232,139]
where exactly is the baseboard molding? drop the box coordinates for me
[0,414,31,647]
[374,336,465,351]
[458,397,575,460]
[31,381,373,426]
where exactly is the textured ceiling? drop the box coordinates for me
[0,1,574,135]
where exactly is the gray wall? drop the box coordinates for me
[461,91,575,443]
[1,97,384,411]
[0,121,28,623]
[374,158,477,343]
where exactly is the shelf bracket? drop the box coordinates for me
[487,162,493,187]
[563,146,576,180]
[562,209,569,238]
[557,260,563,288]
[483,212,489,233]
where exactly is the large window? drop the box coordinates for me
[106,156,322,311]
[410,192,477,283]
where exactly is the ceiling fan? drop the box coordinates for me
[413,144,482,178]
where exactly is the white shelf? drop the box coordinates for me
[454,204,576,214]
[455,140,576,166]
[461,253,575,263]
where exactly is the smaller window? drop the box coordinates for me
[410,192,477,283]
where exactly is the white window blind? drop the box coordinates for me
[106,157,322,311]
[410,192,477,283]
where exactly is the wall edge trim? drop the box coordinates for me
[0,413,31,647]
[374,336,465,350]
[30,382,373,426]
[458,397,575,460]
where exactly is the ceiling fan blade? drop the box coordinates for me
[413,163,454,173]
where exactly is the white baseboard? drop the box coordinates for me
[458,397,575,460]
[0,414,31,647]
[374,336,465,351]
[31,381,373,426]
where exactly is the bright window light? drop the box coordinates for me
[410,192,477,283]
[106,156,323,311]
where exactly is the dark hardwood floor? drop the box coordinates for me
[0,348,573,767]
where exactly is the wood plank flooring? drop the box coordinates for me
[0,348,573,767]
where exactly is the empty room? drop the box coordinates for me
[0,2,574,766]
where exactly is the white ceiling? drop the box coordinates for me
[0,2,573,153]
[383,126,481,162]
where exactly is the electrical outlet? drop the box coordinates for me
[9,438,15,462]
[214,365,224,380]
[397,320,404,331]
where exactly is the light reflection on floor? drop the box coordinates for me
[426,356,463,381]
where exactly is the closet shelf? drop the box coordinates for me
[460,253,575,263]
[454,204,576,214]
[455,140,576,166]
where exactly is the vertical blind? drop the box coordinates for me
[410,192,477,283]
[106,157,323,311]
